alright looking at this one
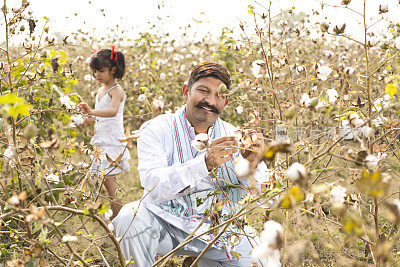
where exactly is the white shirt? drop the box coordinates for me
[137,109,270,236]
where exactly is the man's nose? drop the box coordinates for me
[204,94,217,106]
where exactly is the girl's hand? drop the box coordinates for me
[83,116,95,124]
[78,102,92,115]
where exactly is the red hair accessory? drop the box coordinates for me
[110,46,117,62]
[91,49,96,55]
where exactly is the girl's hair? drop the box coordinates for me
[89,48,125,79]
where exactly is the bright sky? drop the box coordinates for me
[2,0,400,44]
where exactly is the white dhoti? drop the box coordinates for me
[112,203,269,267]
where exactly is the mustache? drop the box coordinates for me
[195,102,220,114]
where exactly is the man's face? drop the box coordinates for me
[184,76,228,127]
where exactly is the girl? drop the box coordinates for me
[78,47,130,219]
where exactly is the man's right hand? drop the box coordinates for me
[205,136,238,170]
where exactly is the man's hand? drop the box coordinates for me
[205,136,238,170]
[78,102,93,115]
[240,133,265,169]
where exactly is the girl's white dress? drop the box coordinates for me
[90,85,130,176]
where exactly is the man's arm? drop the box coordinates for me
[137,121,209,203]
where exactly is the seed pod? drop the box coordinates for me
[219,83,228,94]
[320,22,329,32]
[310,97,319,108]
[285,106,297,119]
[23,123,37,140]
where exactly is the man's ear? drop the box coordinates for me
[182,84,189,101]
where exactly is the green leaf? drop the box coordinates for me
[280,186,304,209]
[58,50,67,59]
[0,94,25,104]
[7,103,33,118]
[215,202,223,212]
[385,83,397,99]
[341,213,363,236]
[356,169,388,198]
[38,228,48,243]
[26,259,36,267]
[98,205,109,215]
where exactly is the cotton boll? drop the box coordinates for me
[59,95,76,110]
[84,74,92,82]
[300,93,311,107]
[233,158,251,177]
[252,244,276,260]
[251,60,265,78]
[104,209,113,221]
[137,94,146,102]
[46,173,60,184]
[261,220,284,248]
[378,3,388,14]
[316,66,332,81]
[286,162,306,182]
[365,154,379,171]
[358,126,372,139]
[235,105,243,114]
[7,195,20,206]
[62,235,78,242]
[191,133,210,152]
[152,99,164,110]
[326,89,338,103]
[3,146,14,159]
[330,185,347,208]
[344,67,355,76]
[70,114,84,126]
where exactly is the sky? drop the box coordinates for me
[2,0,400,44]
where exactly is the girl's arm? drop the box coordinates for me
[78,87,124,118]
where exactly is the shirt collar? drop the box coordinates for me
[182,105,216,138]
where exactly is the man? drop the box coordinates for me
[113,62,271,266]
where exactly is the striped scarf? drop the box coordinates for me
[158,106,246,219]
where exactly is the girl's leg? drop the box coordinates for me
[104,175,123,219]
